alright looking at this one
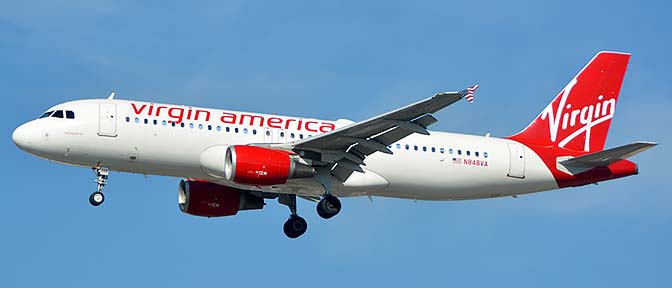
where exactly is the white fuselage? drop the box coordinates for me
[13,99,559,200]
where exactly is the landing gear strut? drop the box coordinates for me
[279,194,307,239]
[314,167,341,219]
[89,166,109,206]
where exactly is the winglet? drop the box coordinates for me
[107,91,115,100]
[459,84,479,103]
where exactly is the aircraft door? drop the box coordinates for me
[507,142,525,178]
[98,102,117,137]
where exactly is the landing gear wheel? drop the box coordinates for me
[283,215,308,239]
[89,191,105,206]
[90,165,109,207]
[317,195,341,219]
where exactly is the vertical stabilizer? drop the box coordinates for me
[509,51,630,153]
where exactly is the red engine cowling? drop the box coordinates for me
[224,145,314,185]
[178,180,264,217]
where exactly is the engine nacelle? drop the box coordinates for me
[224,145,314,185]
[178,180,264,217]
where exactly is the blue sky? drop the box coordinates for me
[1,1,670,287]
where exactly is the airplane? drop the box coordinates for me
[12,51,657,238]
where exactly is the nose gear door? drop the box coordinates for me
[98,102,117,137]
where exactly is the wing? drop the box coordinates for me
[264,86,478,181]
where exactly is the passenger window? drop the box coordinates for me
[216,126,221,131]
[153,119,157,125]
[189,123,194,129]
[405,144,409,150]
[171,121,176,127]
[65,111,75,119]
[396,143,401,149]
[290,133,295,139]
[414,145,418,151]
[484,152,488,158]
[39,111,54,119]
[299,134,304,139]
[440,148,445,154]
[280,132,285,137]
[266,130,271,136]
[144,119,148,124]
[226,127,230,132]
[234,128,239,133]
[431,147,436,153]
[243,128,248,134]
[466,150,470,156]
[208,125,212,130]
[449,148,453,154]
[198,124,203,130]
[135,117,140,123]
[253,129,257,135]
[52,110,64,118]
[475,151,479,157]
[458,150,462,155]
[125,117,130,122]
[162,120,167,126]
[180,122,185,128]
[422,146,427,152]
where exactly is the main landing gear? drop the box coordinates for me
[314,167,341,219]
[316,194,341,219]
[89,166,109,206]
[279,194,308,239]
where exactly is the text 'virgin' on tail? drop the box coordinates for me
[509,51,631,153]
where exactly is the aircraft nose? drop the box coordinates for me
[12,123,34,150]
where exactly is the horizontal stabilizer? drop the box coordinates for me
[560,142,657,168]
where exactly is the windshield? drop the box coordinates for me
[39,111,54,119]
[37,110,76,119]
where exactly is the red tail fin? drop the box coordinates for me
[509,51,630,153]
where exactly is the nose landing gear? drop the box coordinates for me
[89,166,109,206]
[89,191,105,206]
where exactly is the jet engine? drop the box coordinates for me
[178,180,264,217]
[223,145,314,185]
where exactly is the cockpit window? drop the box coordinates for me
[65,110,75,119]
[52,110,64,118]
[39,111,54,119]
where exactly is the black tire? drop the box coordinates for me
[316,195,341,219]
[89,191,104,206]
[283,215,307,238]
